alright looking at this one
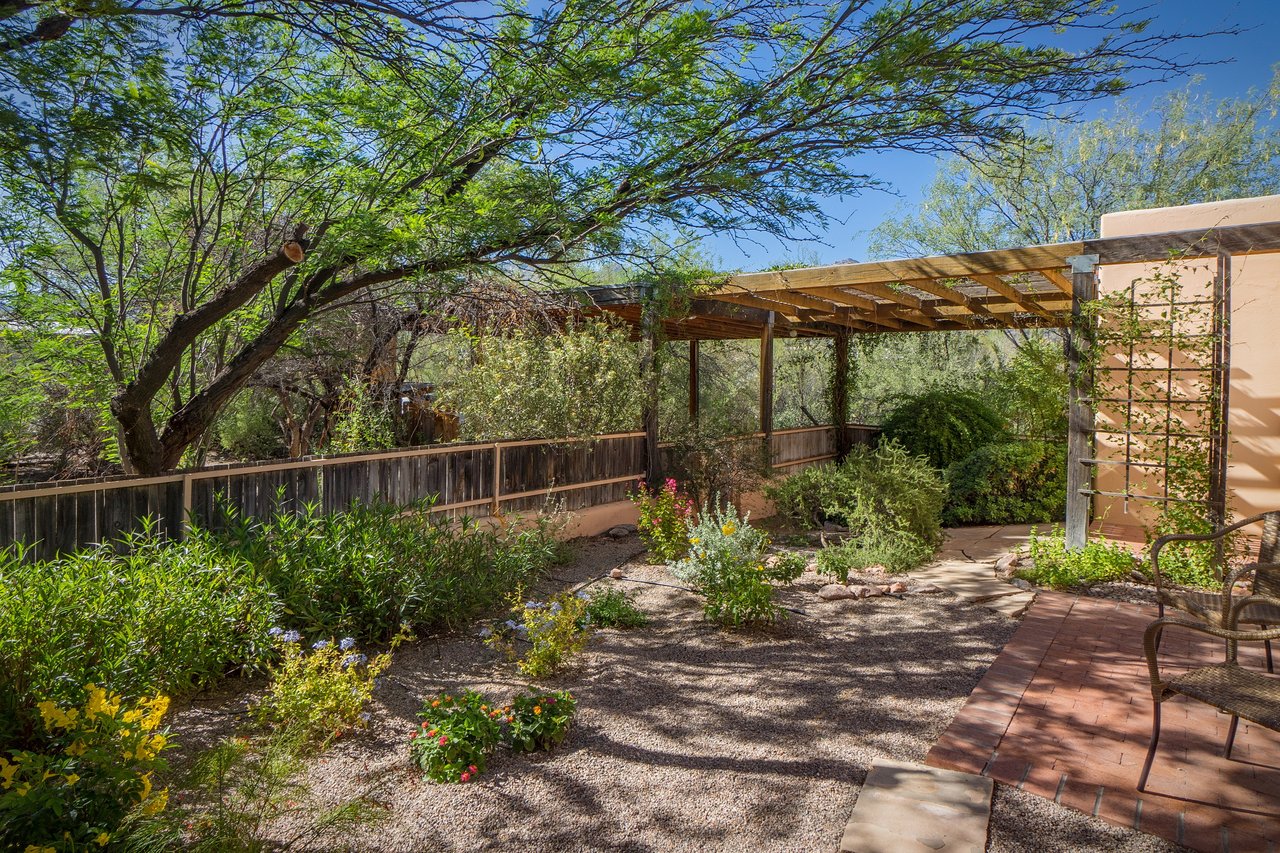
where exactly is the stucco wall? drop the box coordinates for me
[1095,195,1280,539]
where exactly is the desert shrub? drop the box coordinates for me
[629,477,695,561]
[761,551,807,583]
[581,588,648,629]
[252,633,392,748]
[215,390,285,461]
[662,425,772,507]
[991,336,1069,440]
[766,441,946,546]
[670,503,779,627]
[504,691,576,753]
[217,501,563,643]
[880,389,1006,470]
[411,691,504,783]
[816,530,938,580]
[487,592,591,679]
[1016,527,1138,589]
[0,685,173,851]
[943,441,1066,526]
[0,531,275,749]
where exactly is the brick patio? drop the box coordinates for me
[927,592,1280,853]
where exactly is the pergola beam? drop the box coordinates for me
[967,273,1056,321]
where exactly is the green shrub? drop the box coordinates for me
[880,390,1006,469]
[629,477,695,561]
[252,634,391,748]
[487,592,591,679]
[217,501,563,643]
[817,530,937,580]
[766,440,946,545]
[0,685,173,851]
[504,691,576,753]
[762,551,807,583]
[670,503,780,627]
[581,588,648,629]
[411,691,503,783]
[1017,527,1138,589]
[943,441,1066,526]
[0,531,275,749]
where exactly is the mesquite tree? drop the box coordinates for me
[0,0,1206,474]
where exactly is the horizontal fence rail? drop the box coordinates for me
[0,425,879,560]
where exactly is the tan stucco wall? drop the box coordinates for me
[1095,195,1280,539]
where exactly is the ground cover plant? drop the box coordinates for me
[670,503,782,627]
[411,691,503,783]
[1017,527,1138,589]
[504,691,576,753]
[630,477,695,561]
[486,592,592,679]
[943,440,1067,526]
[580,588,648,629]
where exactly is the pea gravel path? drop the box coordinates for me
[170,535,1183,852]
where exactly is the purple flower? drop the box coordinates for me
[342,653,368,668]
[281,630,301,643]
[339,637,357,651]
[312,639,330,650]
[268,627,284,637]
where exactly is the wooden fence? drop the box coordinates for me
[0,425,878,560]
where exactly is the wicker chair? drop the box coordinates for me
[1150,510,1280,673]
[1137,601,1280,792]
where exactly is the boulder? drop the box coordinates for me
[850,585,882,598]
[914,583,945,594]
[608,524,637,539]
[888,581,909,594]
[822,520,850,534]
[609,568,626,580]
[818,583,856,601]
[994,553,1021,579]
[1010,578,1034,591]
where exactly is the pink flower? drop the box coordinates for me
[438,735,448,745]
[468,764,478,773]
[546,697,556,705]
[460,771,471,782]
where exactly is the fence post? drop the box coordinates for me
[640,294,661,483]
[832,331,850,460]
[491,443,502,516]
[180,473,193,539]
[1065,254,1098,550]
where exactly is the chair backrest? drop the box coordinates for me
[1259,512,1280,564]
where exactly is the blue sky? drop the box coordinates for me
[700,0,1280,272]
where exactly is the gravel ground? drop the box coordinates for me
[168,535,1184,852]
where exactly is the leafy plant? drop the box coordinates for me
[487,593,592,680]
[411,691,504,783]
[0,530,275,750]
[504,691,576,753]
[1017,527,1138,589]
[327,375,395,454]
[629,477,695,561]
[581,588,648,629]
[761,551,808,583]
[670,503,779,627]
[880,390,1006,470]
[943,441,1066,526]
[816,530,937,581]
[661,425,772,508]
[252,633,392,748]
[0,685,173,851]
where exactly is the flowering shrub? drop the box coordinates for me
[0,685,172,851]
[670,503,780,627]
[504,691,576,753]
[580,588,648,629]
[629,478,695,561]
[410,691,502,783]
[486,592,590,679]
[252,632,392,747]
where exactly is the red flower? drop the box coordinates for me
[438,735,448,745]
[460,771,471,782]
[468,764,478,773]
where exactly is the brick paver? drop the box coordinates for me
[927,591,1280,852]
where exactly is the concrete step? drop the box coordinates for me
[840,759,994,853]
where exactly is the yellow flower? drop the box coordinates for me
[95,833,111,847]
[64,773,80,786]
[24,846,56,853]
[533,706,542,716]
[689,536,700,544]
[65,740,87,757]
[142,695,170,730]
[140,787,168,816]
[16,783,30,797]
[138,772,153,802]
[721,523,736,535]
[756,564,764,572]
[0,758,15,789]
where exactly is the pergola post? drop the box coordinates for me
[688,339,700,424]
[640,295,661,484]
[832,331,850,460]
[759,311,775,443]
[1065,254,1099,550]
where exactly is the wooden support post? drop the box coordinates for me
[688,339,700,424]
[759,312,775,442]
[491,443,502,516]
[180,472,193,538]
[641,296,661,484]
[833,331,850,460]
[1065,254,1098,550]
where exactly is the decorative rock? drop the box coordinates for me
[764,555,782,568]
[1010,578,1034,591]
[849,584,882,598]
[822,520,850,534]
[994,553,1021,579]
[864,564,888,575]
[915,583,945,594]
[608,524,637,538]
[888,581,908,594]
[609,568,625,580]
[878,585,891,594]
[818,583,856,601]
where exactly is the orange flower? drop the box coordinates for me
[533,706,542,716]
[431,700,440,708]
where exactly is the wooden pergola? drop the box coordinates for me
[579,220,1280,549]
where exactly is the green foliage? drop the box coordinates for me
[504,691,577,754]
[215,392,286,461]
[630,477,695,561]
[1017,527,1137,589]
[487,593,592,680]
[327,376,395,454]
[161,727,375,850]
[252,635,391,748]
[880,390,1006,470]
[762,551,808,584]
[817,531,938,581]
[990,336,1069,440]
[437,320,642,442]
[0,685,173,851]
[581,588,648,629]
[943,441,1066,526]
[217,501,563,643]
[0,531,275,750]
[411,691,503,784]
[661,425,772,508]
[670,504,779,627]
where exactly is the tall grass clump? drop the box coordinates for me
[215,500,565,643]
[0,529,275,748]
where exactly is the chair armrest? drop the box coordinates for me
[1229,594,1280,630]
[1151,512,1275,591]
[1143,615,1280,692]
